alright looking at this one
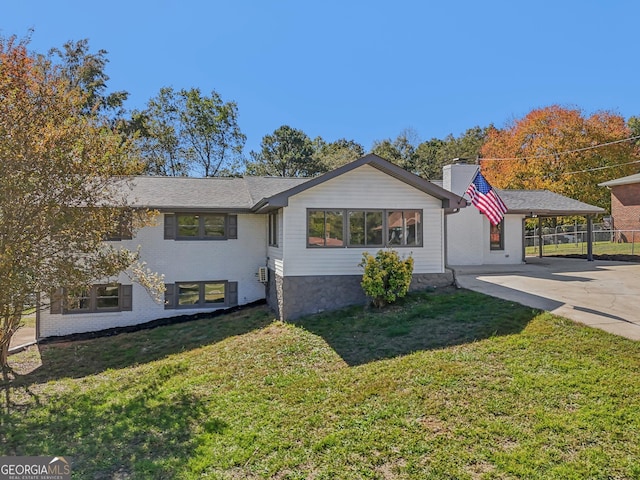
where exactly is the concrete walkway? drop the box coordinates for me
[452,257,640,341]
[9,324,37,354]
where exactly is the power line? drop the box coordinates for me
[562,159,640,176]
[481,135,640,162]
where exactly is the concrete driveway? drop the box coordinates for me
[452,257,640,341]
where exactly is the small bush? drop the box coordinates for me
[359,249,414,308]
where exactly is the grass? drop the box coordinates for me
[19,308,36,329]
[2,289,640,479]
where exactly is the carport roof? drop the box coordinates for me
[497,189,605,216]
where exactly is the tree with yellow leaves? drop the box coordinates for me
[480,105,640,210]
[0,35,160,368]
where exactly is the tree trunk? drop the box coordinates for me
[0,312,21,370]
[0,335,10,370]
[1,342,10,414]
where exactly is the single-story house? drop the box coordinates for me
[599,173,640,239]
[38,155,603,339]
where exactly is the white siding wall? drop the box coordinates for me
[447,208,525,265]
[39,213,268,338]
[281,165,445,276]
[267,208,284,276]
[446,206,485,266]
[482,214,524,264]
[443,163,525,266]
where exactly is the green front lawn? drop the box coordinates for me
[2,289,639,479]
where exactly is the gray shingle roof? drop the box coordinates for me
[116,160,602,217]
[598,173,640,187]
[120,176,308,211]
[497,189,604,216]
[243,177,309,205]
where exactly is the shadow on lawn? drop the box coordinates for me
[9,305,273,386]
[295,288,540,366]
[1,360,226,478]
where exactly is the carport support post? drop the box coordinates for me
[587,215,594,261]
[538,216,543,258]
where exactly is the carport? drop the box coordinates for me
[498,190,605,261]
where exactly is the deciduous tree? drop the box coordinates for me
[49,38,128,121]
[133,88,185,176]
[480,105,640,210]
[628,116,640,146]
[0,36,160,368]
[136,87,245,177]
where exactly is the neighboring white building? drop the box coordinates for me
[38,155,603,339]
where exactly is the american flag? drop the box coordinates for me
[465,170,508,226]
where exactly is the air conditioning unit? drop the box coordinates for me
[257,266,268,283]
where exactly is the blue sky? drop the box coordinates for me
[3,0,639,155]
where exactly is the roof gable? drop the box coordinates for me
[254,154,466,212]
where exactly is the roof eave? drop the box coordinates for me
[506,208,605,216]
[135,206,254,213]
[599,180,640,187]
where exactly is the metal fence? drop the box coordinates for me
[525,224,640,256]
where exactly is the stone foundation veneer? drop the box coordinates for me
[267,269,454,321]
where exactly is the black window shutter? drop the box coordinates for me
[227,281,238,307]
[164,214,176,240]
[50,288,64,314]
[121,284,133,311]
[228,215,238,239]
[164,283,175,309]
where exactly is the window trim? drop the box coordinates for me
[490,220,505,251]
[63,283,130,314]
[174,280,229,309]
[307,208,423,248]
[347,209,385,247]
[175,213,229,240]
[386,210,423,247]
[307,209,345,248]
[268,212,278,247]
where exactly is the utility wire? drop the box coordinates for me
[481,135,640,162]
[562,159,640,176]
